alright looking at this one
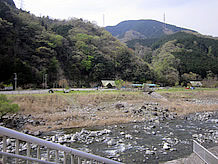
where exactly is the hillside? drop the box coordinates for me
[0,0,151,88]
[105,20,196,42]
[127,32,218,86]
[1,0,217,88]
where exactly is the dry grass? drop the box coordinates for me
[8,92,148,132]
[158,90,218,115]
[74,91,152,107]
[7,90,218,132]
[10,94,70,114]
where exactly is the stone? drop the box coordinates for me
[152,112,158,116]
[107,139,116,146]
[192,134,198,138]
[163,143,171,150]
[120,132,125,135]
[145,150,155,155]
[115,103,125,109]
[6,139,11,146]
[123,110,129,113]
[33,131,42,136]
[152,131,156,135]
[125,134,133,139]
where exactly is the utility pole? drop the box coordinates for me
[44,74,47,89]
[14,73,17,90]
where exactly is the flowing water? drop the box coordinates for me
[45,111,218,163]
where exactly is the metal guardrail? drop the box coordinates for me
[193,140,218,164]
[0,126,122,164]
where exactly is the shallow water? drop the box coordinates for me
[56,112,218,163]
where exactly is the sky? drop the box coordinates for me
[14,0,218,37]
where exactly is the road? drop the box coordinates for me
[0,88,116,95]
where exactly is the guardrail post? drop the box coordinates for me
[71,154,75,164]
[37,145,40,160]
[27,142,31,164]
[15,139,19,164]
[2,136,7,163]
[55,150,59,163]
[64,152,67,164]
[78,156,81,164]
[47,148,50,161]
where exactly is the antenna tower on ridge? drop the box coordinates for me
[163,13,166,30]
[20,0,24,10]
[103,14,105,27]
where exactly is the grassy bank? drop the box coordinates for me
[6,89,218,132]
[157,87,218,92]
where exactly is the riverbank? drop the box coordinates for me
[1,89,217,134]
[0,89,217,163]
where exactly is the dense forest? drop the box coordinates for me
[107,20,218,87]
[126,32,218,86]
[0,0,218,89]
[0,0,151,88]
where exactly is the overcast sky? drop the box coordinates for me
[14,0,218,37]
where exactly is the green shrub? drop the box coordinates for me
[0,94,19,119]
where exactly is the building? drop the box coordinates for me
[190,81,202,87]
[101,80,115,88]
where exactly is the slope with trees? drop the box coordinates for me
[0,0,151,88]
[129,32,218,86]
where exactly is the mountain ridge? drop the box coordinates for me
[105,19,197,42]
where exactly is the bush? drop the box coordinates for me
[0,94,19,119]
[115,79,125,90]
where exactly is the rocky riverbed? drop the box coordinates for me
[45,111,217,163]
[1,111,216,163]
[1,90,218,163]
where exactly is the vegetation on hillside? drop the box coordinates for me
[0,0,217,88]
[0,0,151,88]
[127,32,218,86]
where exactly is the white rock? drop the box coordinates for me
[6,138,11,146]
[163,143,171,150]
[125,134,133,139]
[120,132,125,135]
[145,150,155,155]
[107,139,116,146]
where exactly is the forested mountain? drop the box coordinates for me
[126,32,218,86]
[105,20,196,42]
[0,0,151,88]
[1,0,217,88]
[105,18,218,87]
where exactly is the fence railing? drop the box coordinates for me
[193,140,218,164]
[0,126,122,164]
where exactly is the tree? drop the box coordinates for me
[115,79,125,90]
[152,52,180,86]
[47,57,60,86]
[181,72,201,86]
[58,79,68,88]
[0,94,19,119]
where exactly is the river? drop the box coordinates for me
[43,111,218,163]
